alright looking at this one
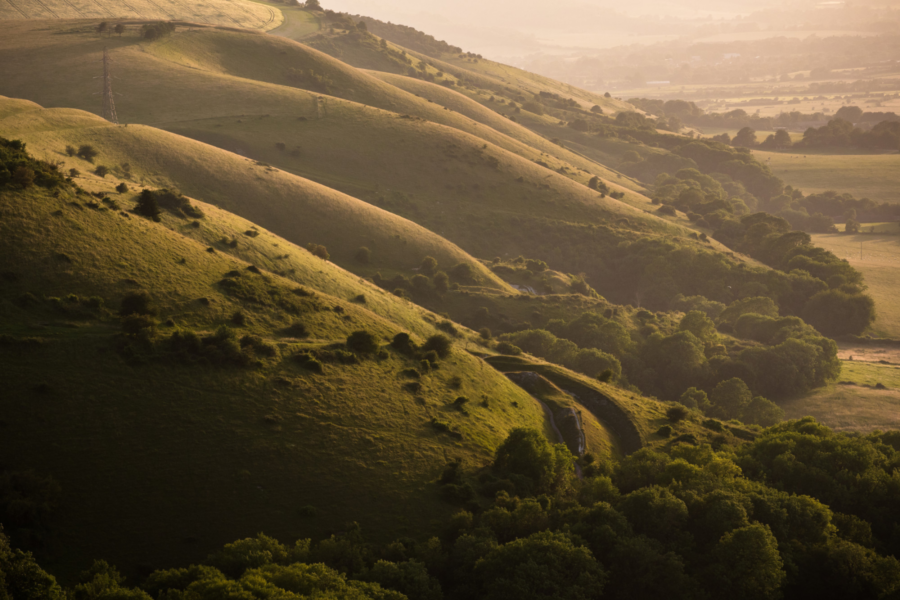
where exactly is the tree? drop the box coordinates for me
[97,22,108,36]
[802,289,875,336]
[114,23,126,36]
[64,145,76,156]
[135,189,161,220]
[773,129,792,149]
[306,243,329,260]
[304,0,322,9]
[433,271,449,293]
[422,334,452,358]
[94,165,109,178]
[475,532,606,600]
[419,256,438,276]
[11,167,34,188]
[678,387,710,411]
[119,291,155,316]
[492,428,573,494]
[678,310,717,344]
[704,524,785,600]
[732,127,759,148]
[591,105,603,114]
[76,145,99,163]
[346,330,379,355]
[355,247,371,264]
[0,528,65,600]
[709,378,752,421]
[115,182,128,193]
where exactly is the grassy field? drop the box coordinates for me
[784,362,900,432]
[0,0,282,30]
[811,233,900,338]
[752,150,900,204]
[265,0,319,39]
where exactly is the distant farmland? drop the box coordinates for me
[754,150,900,205]
[0,0,282,30]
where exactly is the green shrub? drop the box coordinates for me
[347,330,379,355]
[355,247,371,264]
[422,334,452,358]
[495,341,522,355]
[135,189,161,220]
[656,425,673,437]
[666,405,689,423]
[119,291,155,316]
[76,144,98,162]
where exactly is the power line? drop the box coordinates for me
[101,47,118,125]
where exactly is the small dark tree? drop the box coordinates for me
[114,23,126,36]
[115,182,128,193]
[347,330,379,355]
[591,105,603,114]
[68,168,80,178]
[355,247,371,264]
[119,291,155,316]
[76,145,99,163]
[422,334,452,358]
[135,189,161,220]
[94,165,109,178]
[304,0,321,9]
[666,405,689,423]
[306,243,329,260]
[97,22,108,36]
[65,145,76,157]
[419,256,438,276]
[433,271,449,293]
[12,167,35,188]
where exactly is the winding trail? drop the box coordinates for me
[533,394,583,479]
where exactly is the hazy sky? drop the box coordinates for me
[320,0,777,60]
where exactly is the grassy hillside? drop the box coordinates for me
[753,150,900,205]
[0,22,741,308]
[0,97,512,292]
[0,0,282,30]
[0,162,552,578]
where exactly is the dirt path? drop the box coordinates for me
[533,395,583,479]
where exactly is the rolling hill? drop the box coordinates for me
[0,143,552,577]
[0,96,511,290]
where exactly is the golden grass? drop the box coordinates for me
[0,0,283,30]
[0,98,513,292]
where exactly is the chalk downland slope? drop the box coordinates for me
[0,163,547,577]
[0,97,510,290]
[0,22,736,306]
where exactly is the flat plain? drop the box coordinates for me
[753,151,900,204]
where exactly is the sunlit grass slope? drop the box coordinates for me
[367,71,637,190]
[0,0,282,30]
[0,178,545,578]
[0,97,510,291]
[0,21,747,300]
[0,21,626,194]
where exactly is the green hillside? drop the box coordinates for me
[0,97,510,291]
[0,21,746,310]
[0,143,554,577]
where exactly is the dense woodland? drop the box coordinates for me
[4,419,900,600]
